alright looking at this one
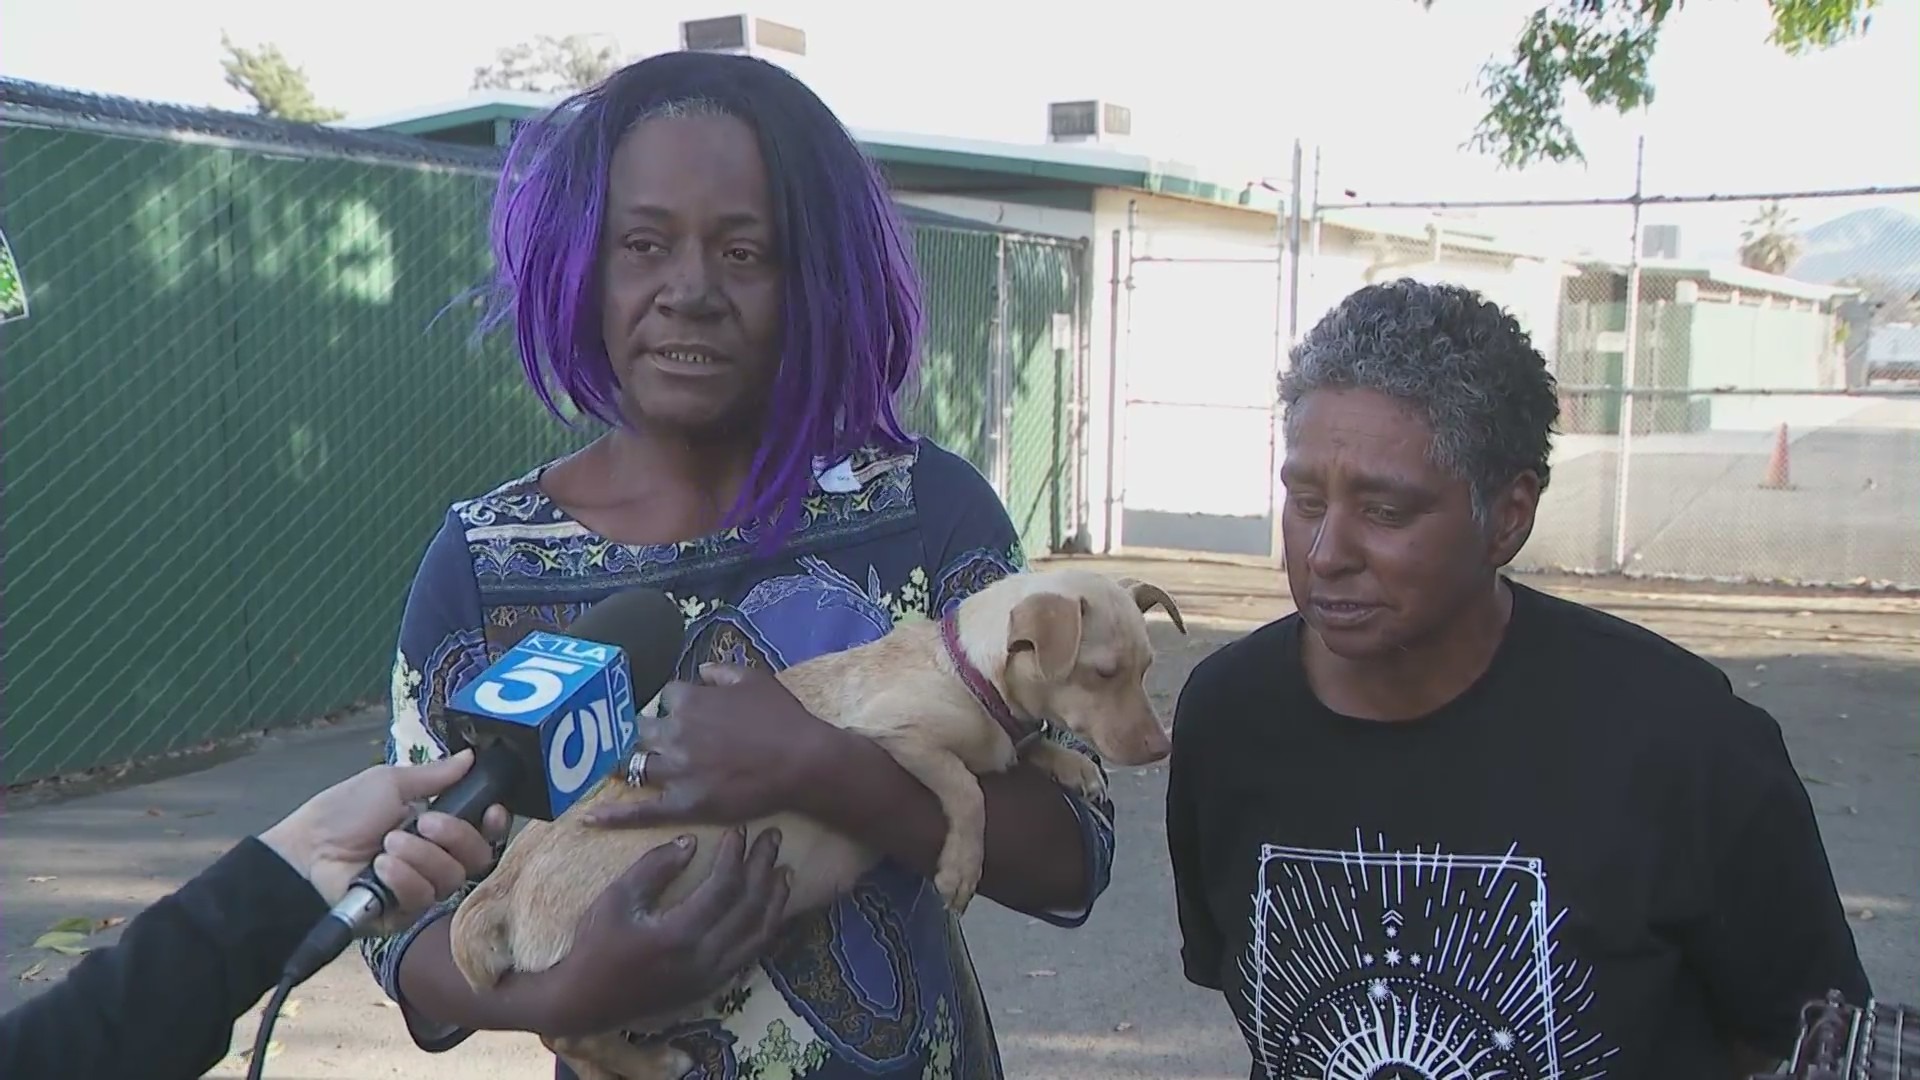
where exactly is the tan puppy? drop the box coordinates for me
[447,567,1185,1080]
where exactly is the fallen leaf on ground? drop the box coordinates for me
[231,1040,283,1064]
[33,932,92,955]
[1114,1022,1135,1032]
[17,961,47,982]
[25,876,55,884]
[96,916,126,932]
[45,916,95,934]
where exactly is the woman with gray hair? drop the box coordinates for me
[1165,278,1867,1080]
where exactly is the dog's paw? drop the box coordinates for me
[1027,741,1107,802]
[548,1033,693,1080]
[933,840,984,915]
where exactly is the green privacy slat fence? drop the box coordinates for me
[0,120,1088,786]
[895,224,1088,560]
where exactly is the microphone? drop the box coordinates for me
[278,588,686,987]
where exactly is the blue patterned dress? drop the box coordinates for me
[359,437,1117,1079]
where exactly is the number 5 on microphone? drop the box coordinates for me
[450,632,639,820]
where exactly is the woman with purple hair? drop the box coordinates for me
[358,50,1116,1080]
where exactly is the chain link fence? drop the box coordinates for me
[0,85,1088,785]
[899,225,1089,559]
[1305,187,1920,591]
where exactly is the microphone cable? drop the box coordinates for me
[245,976,298,1080]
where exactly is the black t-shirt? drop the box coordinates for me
[1166,579,1870,1080]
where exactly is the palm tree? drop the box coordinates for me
[1740,201,1801,276]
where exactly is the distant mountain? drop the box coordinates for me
[1790,207,1920,287]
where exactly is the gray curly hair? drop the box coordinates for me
[1279,278,1560,523]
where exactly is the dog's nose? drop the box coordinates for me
[1108,723,1171,766]
[1137,725,1172,764]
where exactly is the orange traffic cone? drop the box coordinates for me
[1762,422,1792,490]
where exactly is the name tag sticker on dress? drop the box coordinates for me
[813,456,861,494]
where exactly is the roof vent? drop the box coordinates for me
[680,14,807,62]
[1642,223,1681,259]
[1048,100,1131,145]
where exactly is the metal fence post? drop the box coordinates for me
[1070,240,1093,551]
[1102,228,1123,554]
[992,233,1013,497]
[1270,139,1305,565]
[1610,135,1647,573]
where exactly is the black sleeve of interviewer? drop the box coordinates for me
[0,836,329,1080]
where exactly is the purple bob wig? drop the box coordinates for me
[480,51,924,552]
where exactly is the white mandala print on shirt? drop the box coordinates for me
[1238,831,1617,1080]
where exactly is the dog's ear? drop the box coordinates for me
[1118,578,1187,635]
[1007,592,1085,682]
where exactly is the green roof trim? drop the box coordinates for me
[861,140,1142,189]
[348,98,1277,214]
[376,102,540,137]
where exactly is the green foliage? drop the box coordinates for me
[219,32,345,124]
[0,229,25,322]
[472,34,621,94]
[1739,200,1801,274]
[1425,0,1881,168]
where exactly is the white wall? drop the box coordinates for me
[1300,227,1570,366]
[1082,194,1573,559]
[1088,189,1284,557]
[899,189,1573,561]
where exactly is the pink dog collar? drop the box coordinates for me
[939,608,1045,752]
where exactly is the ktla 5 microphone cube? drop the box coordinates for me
[272,590,683,1000]
[446,630,638,822]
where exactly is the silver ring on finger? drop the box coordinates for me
[626,747,657,789]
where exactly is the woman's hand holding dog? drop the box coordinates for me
[531,826,792,1037]
[397,820,790,1037]
[585,663,843,829]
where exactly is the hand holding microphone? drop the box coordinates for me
[3,589,695,1080]
[256,750,510,934]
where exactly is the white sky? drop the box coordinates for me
[3,0,1915,260]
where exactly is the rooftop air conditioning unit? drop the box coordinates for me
[1641,223,1681,259]
[1048,100,1131,145]
[680,14,807,63]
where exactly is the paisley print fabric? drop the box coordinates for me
[359,438,1117,1079]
